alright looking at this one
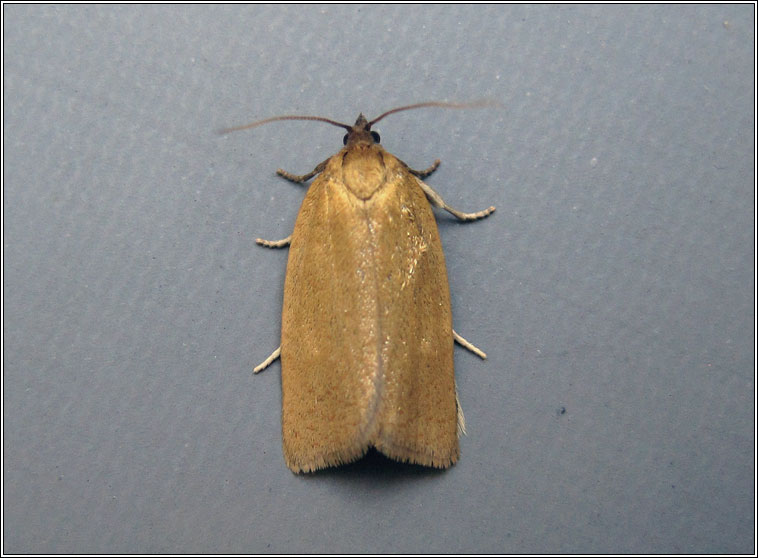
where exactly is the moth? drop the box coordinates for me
[222,101,496,473]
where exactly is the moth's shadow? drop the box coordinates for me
[304,448,448,482]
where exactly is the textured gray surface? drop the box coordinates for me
[3,4,754,554]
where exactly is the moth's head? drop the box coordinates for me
[343,114,380,147]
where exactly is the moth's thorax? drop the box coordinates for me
[340,143,388,200]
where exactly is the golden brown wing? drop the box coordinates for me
[367,152,457,468]
[280,146,457,473]
[280,157,382,473]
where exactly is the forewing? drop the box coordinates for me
[369,160,458,468]
[280,165,380,473]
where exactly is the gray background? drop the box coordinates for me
[3,4,754,554]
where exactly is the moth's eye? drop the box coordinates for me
[343,134,349,145]
[371,131,381,143]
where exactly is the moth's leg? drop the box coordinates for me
[453,329,487,359]
[407,159,441,179]
[254,346,281,373]
[276,158,329,183]
[455,382,467,436]
[256,235,291,248]
[453,329,480,436]
[416,177,496,221]
[263,160,326,243]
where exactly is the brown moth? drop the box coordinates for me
[221,101,495,473]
